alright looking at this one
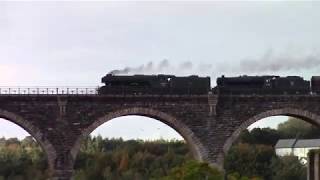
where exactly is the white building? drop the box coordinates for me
[275,139,320,164]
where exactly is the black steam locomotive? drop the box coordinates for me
[98,74,211,95]
[98,73,320,95]
[215,75,320,95]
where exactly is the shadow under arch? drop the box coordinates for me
[223,107,320,155]
[0,109,56,171]
[71,107,208,164]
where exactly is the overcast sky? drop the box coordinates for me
[0,1,319,140]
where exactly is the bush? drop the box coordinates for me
[271,156,306,180]
[163,160,223,180]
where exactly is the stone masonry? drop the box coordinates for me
[0,94,320,179]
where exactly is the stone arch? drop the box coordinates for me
[71,107,208,163]
[0,109,56,171]
[223,108,320,155]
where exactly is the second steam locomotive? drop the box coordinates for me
[97,73,320,95]
[215,75,320,95]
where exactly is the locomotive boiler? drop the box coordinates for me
[98,74,211,95]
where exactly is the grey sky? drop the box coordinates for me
[0,2,319,139]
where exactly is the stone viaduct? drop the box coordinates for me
[0,93,320,179]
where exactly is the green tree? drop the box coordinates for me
[163,160,223,180]
[0,137,48,180]
[239,128,280,146]
[74,137,191,179]
[271,155,306,180]
[277,117,320,139]
[225,143,274,179]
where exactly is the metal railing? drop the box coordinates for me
[0,87,99,95]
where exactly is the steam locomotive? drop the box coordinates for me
[215,75,320,95]
[98,73,320,95]
[98,74,211,95]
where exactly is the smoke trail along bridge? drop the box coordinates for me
[0,87,320,180]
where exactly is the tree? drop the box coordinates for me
[277,117,320,139]
[73,137,191,179]
[118,150,129,172]
[0,138,48,180]
[239,128,280,146]
[163,160,223,180]
[224,116,318,180]
[224,143,274,179]
[271,155,306,180]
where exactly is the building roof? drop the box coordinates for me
[275,139,320,149]
[295,139,320,148]
[275,139,297,149]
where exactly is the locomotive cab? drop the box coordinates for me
[311,76,320,94]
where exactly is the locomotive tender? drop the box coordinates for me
[98,73,211,95]
[97,73,320,95]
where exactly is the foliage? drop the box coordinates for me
[162,160,223,180]
[225,143,274,179]
[227,173,263,180]
[277,117,320,139]
[271,156,307,180]
[73,136,192,180]
[225,143,307,180]
[225,116,314,180]
[239,128,281,146]
[227,172,259,180]
[0,135,194,180]
[0,136,48,180]
[240,117,320,147]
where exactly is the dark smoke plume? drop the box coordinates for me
[108,50,320,76]
[158,59,169,71]
[236,50,320,73]
[109,59,196,75]
[180,61,193,70]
